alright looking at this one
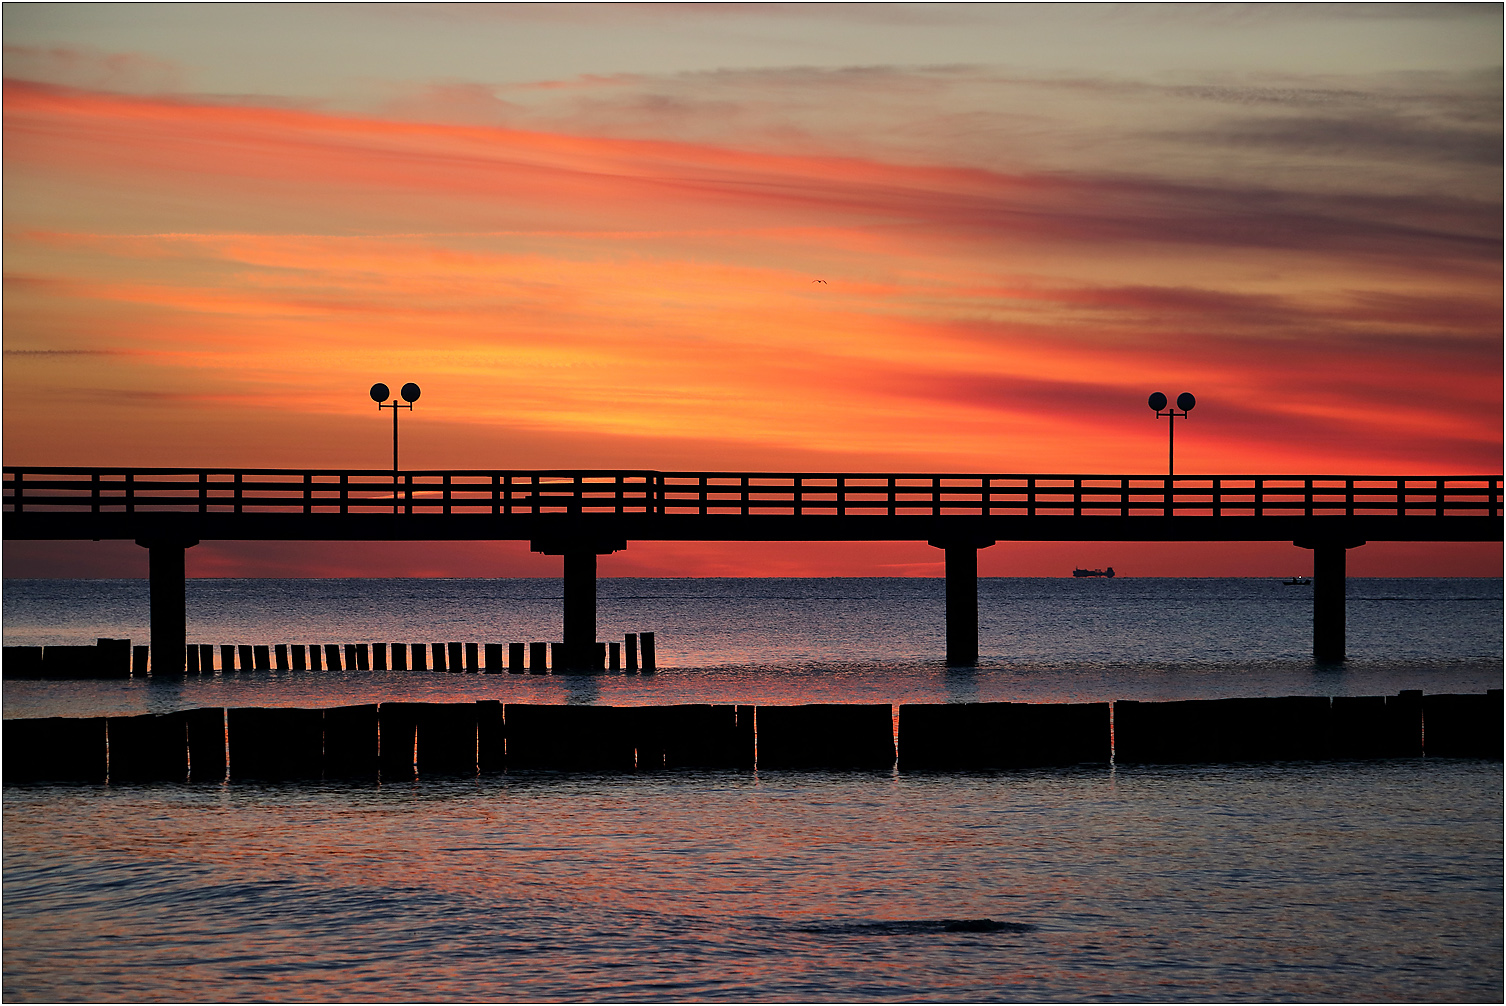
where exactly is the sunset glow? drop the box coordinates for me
[5,5,1500,576]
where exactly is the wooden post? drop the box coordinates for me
[221,644,236,673]
[529,641,547,674]
[200,644,215,674]
[609,641,621,670]
[625,633,639,672]
[509,642,525,673]
[391,643,407,671]
[253,645,271,670]
[291,645,307,671]
[431,642,446,671]
[275,644,289,670]
[641,632,656,672]
[485,643,503,673]
[373,643,388,671]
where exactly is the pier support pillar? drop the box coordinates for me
[532,538,626,670]
[1295,539,1365,662]
[135,537,199,675]
[928,538,996,667]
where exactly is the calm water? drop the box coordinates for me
[3,577,1502,1001]
[2,577,1501,717]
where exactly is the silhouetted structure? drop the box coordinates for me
[5,467,1499,667]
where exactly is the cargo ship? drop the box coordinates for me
[1072,567,1115,578]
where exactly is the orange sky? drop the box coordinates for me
[3,6,1501,577]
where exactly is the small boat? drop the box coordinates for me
[1072,567,1115,578]
[1282,576,1311,586]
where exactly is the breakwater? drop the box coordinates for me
[1,633,657,678]
[4,692,1499,784]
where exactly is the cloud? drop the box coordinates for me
[2,44,183,94]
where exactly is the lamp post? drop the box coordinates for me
[1147,391,1195,477]
[370,382,421,470]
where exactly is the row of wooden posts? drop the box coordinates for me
[3,691,1499,784]
[2,634,657,679]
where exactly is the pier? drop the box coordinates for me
[4,467,1499,669]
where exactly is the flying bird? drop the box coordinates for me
[812,279,827,284]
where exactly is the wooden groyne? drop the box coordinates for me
[1,633,658,678]
[2,692,1499,784]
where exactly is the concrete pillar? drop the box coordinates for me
[532,537,626,670]
[929,538,996,666]
[135,538,198,675]
[563,551,597,661]
[1296,539,1364,662]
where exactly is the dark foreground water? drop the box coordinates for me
[5,763,1501,1003]
[3,578,1502,1001]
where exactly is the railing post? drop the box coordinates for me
[126,472,136,514]
[1494,478,1501,519]
[932,476,941,517]
[504,474,513,515]
[1027,477,1035,517]
[493,474,501,516]
[741,475,750,516]
[1304,478,1313,517]
[198,472,207,513]
[303,473,312,514]
[233,472,242,514]
[444,474,452,515]
[616,473,625,515]
[93,472,102,514]
[405,474,414,515]
[794,476,803,516]
[12,471,21,513]
[888,476,896,516]
[1255,478,1263,517]
[1396,478,1405,516]
[1162,476,1171,518]
[1120,477,1129,518]
[699,475,708,516]
[1345,478,1353,517]
[837,476,846,517]
[1435,479,1444,517]
[340,473,349,515]
[1074,477,1082,517]
[532,474,541,514]
[981,476,990,517]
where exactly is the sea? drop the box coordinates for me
[3,576,1502,1002]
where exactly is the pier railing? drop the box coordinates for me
[3,468,1500,519]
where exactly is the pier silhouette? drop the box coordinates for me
[5,466,1500,670]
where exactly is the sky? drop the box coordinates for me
[3,2,1501,578]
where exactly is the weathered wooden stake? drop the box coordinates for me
[625,633,639,672]
[509,642,526,673]
[529,641,547,674]
[641,632,656,672]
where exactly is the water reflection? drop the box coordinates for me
[942,666,979,704]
